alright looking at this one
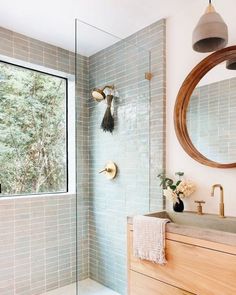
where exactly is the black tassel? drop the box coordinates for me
[101,95,114,133]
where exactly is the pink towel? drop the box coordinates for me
[133,215,169,264]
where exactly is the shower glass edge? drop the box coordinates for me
[75,18,151,295]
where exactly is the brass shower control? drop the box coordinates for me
[99,161,117,180]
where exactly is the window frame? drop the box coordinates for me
[0,55,75,198]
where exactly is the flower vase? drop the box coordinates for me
[173,196,184,212]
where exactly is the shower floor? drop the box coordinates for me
[45,279,120,295]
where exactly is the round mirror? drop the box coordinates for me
[175,46,236,168]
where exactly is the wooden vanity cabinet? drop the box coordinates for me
[129,271,193,295]
[127,224,236,295]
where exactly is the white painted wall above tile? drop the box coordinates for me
[166,0,236,216]
[0,0,198,53]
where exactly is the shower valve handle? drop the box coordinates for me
[98,161,117,180]
[99,168,111,174]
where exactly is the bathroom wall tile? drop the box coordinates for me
[87,19,166,294]
[0,193,76,294]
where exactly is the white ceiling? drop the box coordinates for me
[0,0,206,55]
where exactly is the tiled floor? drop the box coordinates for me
[45,279,120,295]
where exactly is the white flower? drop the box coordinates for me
[176,180,196,198]
[163,187,178,203]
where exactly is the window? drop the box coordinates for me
[0,61,68,196]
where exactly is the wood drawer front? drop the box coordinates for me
[129,231,236,295]
[129,271,194,295]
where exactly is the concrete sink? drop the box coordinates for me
[147,211,236,234]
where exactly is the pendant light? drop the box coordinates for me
[192,0,228,53]
[226,59,236,70]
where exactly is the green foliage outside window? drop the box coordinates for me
[0,62,67,195]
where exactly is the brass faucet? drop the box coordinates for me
[211,184,225,218]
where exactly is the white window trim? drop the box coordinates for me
[0,54,76,198]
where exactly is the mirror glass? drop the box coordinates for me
[186,62,236,164]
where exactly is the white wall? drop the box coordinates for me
[198,62,236,86]
[166,0,236,216]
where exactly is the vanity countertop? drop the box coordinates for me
[127,211,236,247]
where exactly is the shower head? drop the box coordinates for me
[91,88,106,102]
[91,85,114,102]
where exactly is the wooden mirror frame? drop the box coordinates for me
[174,46,236,169]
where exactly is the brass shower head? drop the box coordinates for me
[91,88,106,102]
[91,85,114,102]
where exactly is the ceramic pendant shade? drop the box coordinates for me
[192,2,228,53]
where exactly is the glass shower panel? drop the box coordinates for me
[75,19,151,295]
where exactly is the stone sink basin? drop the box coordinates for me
[137,211,236,246]
[147,211,236,234]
